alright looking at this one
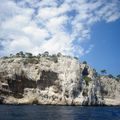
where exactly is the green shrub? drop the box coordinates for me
[57,52,62,57]
[51,54,58,63]
[101,69,107,75]
[83,76,92,86]
[25,53,33,58]
[74,57,78,60]
[2,56,9,59]
[116,74,120,81]
[108,74,114,78]
[117,75,120,79]
[83,61,87,64]
[23,58,39,64]
[42,51,49,57]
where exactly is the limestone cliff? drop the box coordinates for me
[0,55,119,105]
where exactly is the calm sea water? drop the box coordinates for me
[0,105,120,120]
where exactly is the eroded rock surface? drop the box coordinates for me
[0,56,119,105]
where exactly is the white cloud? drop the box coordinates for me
[8,36,33,52]
[40,32,72,54]
[0,0,120,57]
[22,25,49,42]
[37,3,70,20]
[2,15,30,30]
[46,16,68,34]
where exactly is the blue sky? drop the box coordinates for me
[81,19,120,75]
[0,0,120,75]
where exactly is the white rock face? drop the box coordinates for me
[100,76,120,105]
[0,56,119,105]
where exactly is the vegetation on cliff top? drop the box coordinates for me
[0,51,119,81]
[1,51,79,60]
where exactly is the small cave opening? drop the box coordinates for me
[7,71,37,98]
[82,67,89,76]
[37,70,58,90]
[32,98,39,104]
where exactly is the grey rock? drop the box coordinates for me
[0,56,119,105]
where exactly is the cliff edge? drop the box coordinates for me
[0,53,120,105]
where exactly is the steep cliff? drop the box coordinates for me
[0,55,119,105]
[99,76,120,105]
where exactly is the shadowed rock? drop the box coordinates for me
[37,70,58,90]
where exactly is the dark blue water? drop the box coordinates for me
[0,105,120,120]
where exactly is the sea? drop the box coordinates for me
[0,105,120,120]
